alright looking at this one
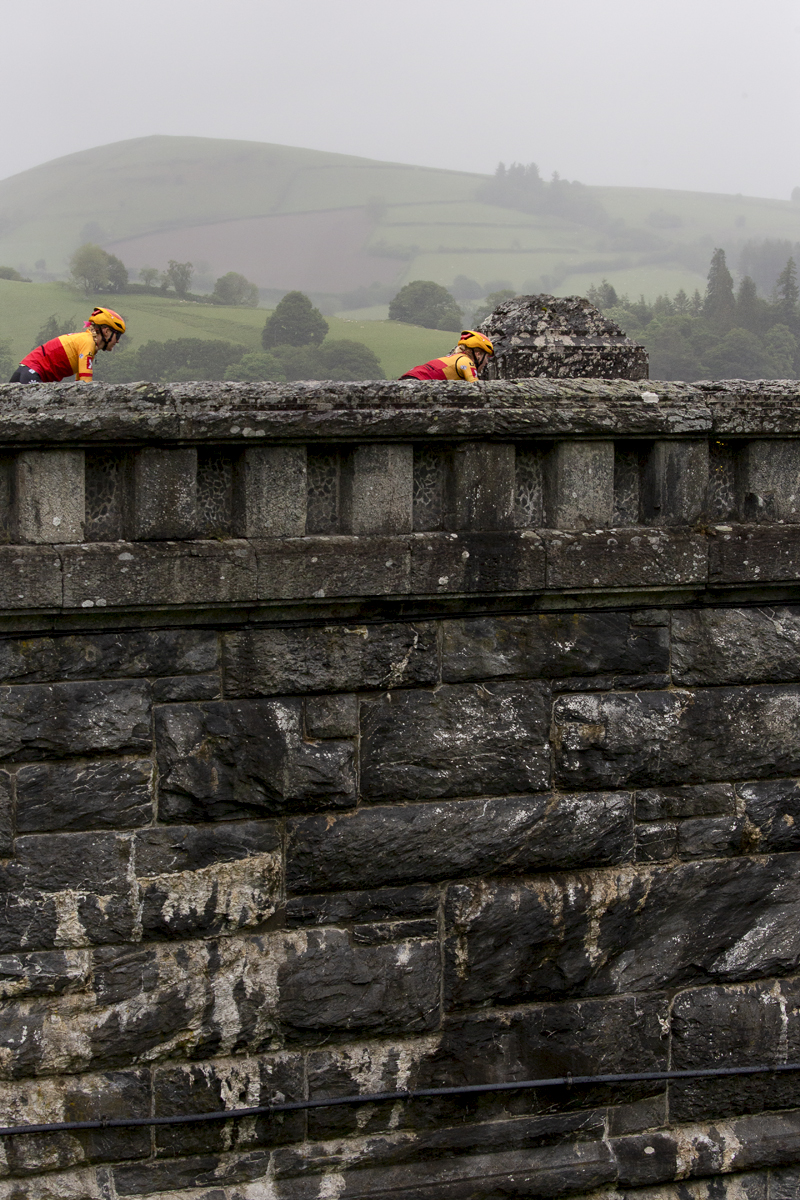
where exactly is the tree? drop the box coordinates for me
[106,254,128,293]
[450,275,484,301]
[223,352,286,382]
[316,340,385,380]
[704,248,736,331]
[705,328,765,379]
[472,289,516,326]
[587,279,618,309]
[262,291,329,349]
[764,325,798,378]
[775,258,799,329]
[34,313,77,345]
[0,266,29,282]
[139,267,160,288]
[70,243,110,293]
[389,280,463,331]
[131,338,245,381]
[165,260,194,297]
[212,271,259,307]
[736,276,762,333]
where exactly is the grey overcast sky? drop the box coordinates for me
[2,0,799,199]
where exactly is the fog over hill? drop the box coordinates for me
[1,136,800,306]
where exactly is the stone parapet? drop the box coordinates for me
[0,379,799,1198]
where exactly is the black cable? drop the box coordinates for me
[1,1062,798,1137]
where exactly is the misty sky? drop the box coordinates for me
[2,0,799,200]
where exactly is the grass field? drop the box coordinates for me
[2,135,800,306]
[0,279,459,379]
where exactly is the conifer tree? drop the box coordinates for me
[704,248,736,330]
[775,258,799,329]
[736,276,761,333]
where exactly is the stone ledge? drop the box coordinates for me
[0,379,796,446]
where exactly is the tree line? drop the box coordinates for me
[589,247,800,380]
[69,243,260,307]
[94,291,384,383]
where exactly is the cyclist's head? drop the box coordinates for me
[458,329,494,356]
[87,307,126,350]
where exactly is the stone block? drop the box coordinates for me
[709,524,800,583]
[16,759,153,833]
[443,854,800,1006]
[305,693,358,738]
[340,443,413,534]
[8,832,134,894]
[0,948,90,999]
[0,891,58,955]
[132,446,198,539]
[0,769,10,854]
[233,445,307,536]
[61,540,256,610]
[740,439,800,521]
[0,680,151,762]
[151,674,220,702]
[111,1150,271,1195]
[0,545,62,609]
[544,439,614,530]
[284,884,439,927]
[255,535,410,600]
[135,819,281,939]
[669,978,800,1123]
[442,611,669,684]
[276,927,440,1039]
[739,779,800,853]
[554,685,800,789]
[222,621,436,697]
[676,815,744,858]
[0,1168,113,1199]
[636,783,734,821]
[410,530,546,594]
[0,1069,150,1175]
[635,821,677,861]
[287,791,633,893]
[14,449,85,543]
[155,699,355,822]
[0,628,218,685]
[360,681,551,801]
[445,442,515,530]
[673,606,800,685]
[545,527,707,589]
[152,1052,304,1157]
[641,438,709,525]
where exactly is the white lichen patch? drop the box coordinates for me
[143,851,282,933]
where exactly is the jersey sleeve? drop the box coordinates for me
[76,338,94,381]
[454,354,478,381]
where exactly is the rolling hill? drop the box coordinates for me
[0,136,799,308]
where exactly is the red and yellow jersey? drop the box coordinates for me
[21,332,96,382]
[401,351,478,382]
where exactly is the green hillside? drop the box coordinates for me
[1,136,800,306]
[0,279,459,380]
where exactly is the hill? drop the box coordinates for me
[1,136,800,306]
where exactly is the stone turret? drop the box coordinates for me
[478,293,649,380]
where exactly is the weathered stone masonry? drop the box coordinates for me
[2,378,800,1198]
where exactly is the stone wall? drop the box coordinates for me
[0,378,800,1199]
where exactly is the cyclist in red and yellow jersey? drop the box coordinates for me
[9,307,126,384]
[400,329,494,381]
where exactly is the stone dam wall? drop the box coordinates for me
[2,378,800,1198]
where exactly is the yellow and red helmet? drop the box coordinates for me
[88,306,126,335]
[458,329,494,355]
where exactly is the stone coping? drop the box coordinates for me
[0,378,797,443]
